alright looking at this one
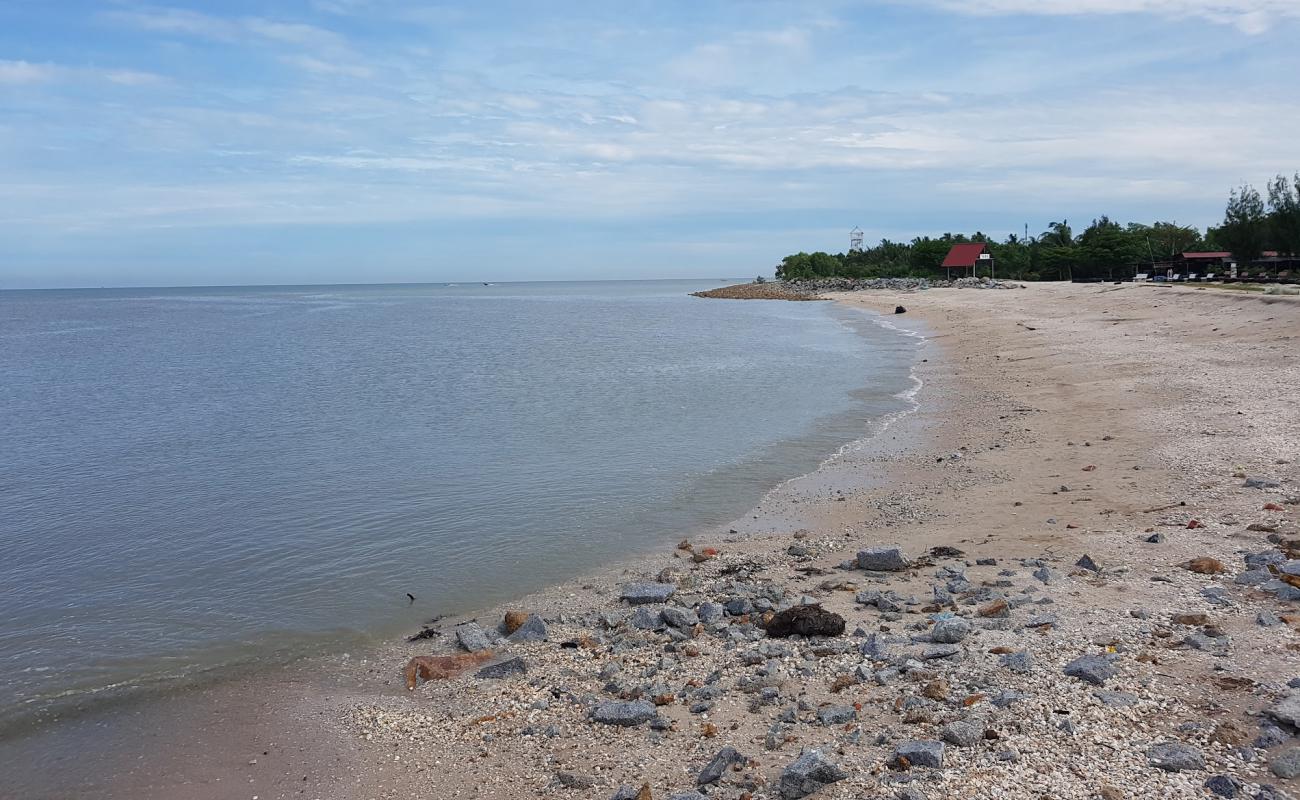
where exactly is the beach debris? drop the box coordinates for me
[621,583,677,605]
[857,546,911,572]
[406,592,415,604]
[1181,557,1227,575]
[764,604,845,638]
[777,750,847,799]
[404,652,494,690]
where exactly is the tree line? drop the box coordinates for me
[774,172,1300,282]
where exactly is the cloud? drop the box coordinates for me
[914,0,1300,33]
[0,60,59,84]
[0,59,164,86]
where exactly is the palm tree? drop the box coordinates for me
[1040,220,1074,247]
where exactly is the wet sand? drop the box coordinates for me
[5,282,1299,799]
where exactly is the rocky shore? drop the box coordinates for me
[691,277,1022,301]
[57,283,1298,800]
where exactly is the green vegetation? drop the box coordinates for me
[774,173,1300,282]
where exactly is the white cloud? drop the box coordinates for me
[915,0,1300,33]
[0,60,59,84]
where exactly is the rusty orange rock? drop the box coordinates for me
[502,610,529,635]
[404,651,495,690]
[1181,557,1226,574]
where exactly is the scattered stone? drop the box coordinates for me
[940,721,980,748]
[857,546,911,572]
[1270,748,1300,779]
[591,700,658,727]
[894,740,945,769]
[1171,613,1210,626]
[697,745,747,785]
[1076,554,1101,572]
[978,599,1010,618]
[1267,691,1300,729]
[1000,650,1034,674]
[1093,690,1138,708]
[777,750,847,799]
[1146,741,1205,772]
[1063,654,1116,686]
[930,618,971,644]
[816,705,857,726]
[895,305,907,314]
[507,614,548,642]
[455,622,495,653]
[1205,774,1243,798]
[1146,532,1166,544]
[661,606,700,630]
[1245,477,1282,489]
[557,771,597,789]
[502,610,529,634]
[621,583,676,605]
[1032,566,1057,584]
[475,656,527,679]
[765,604,845,638]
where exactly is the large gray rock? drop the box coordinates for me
[662,606,700,629]
[1147,741,1205,772]
[590,700,657,727]
[894,740,945,768]
[1245,477,1282,489]
[1270,748,1300,779]
[815,705,857,726]
[940,721,980,748]
[455,622,495,652]
[857,546,911,572]
[697,745,747,785]
[1063,654,1116,686]
[1269,690,1300,729]
[931,618,971,644]
[507,615,548,642]
[621,583,676,605]
[475,657,527,679]
[630,605,665,630]
[777,750,847,799]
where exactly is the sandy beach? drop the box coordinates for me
[7,282,1299,800]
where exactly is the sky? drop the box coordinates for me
[2,1,1298,287]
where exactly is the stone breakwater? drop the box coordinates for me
[691,277,1023,300]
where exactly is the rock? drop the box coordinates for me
[1267,691,1300,728]
[931,618,971,644]
[1181,557,1227,575]
[765,604,845,638]
[698,602,725,623]
[1171,613,1210,626]
[897,790,928,800]
[777,750,847,799]
[1245,477,1282,489]
[1063,654,1116,686]
[1205,774,1243,798]
[502,610,530,634]
[507,614,548,642]
[1000,650,1034,674]
[557,771,597,789]
[816,705,857,726]
[476,656,527,679]
[940,721,980,747]
[1146,532,1166,543]
[630,606,664,630]
[857,546,911,572]
[1270,749,1300,779]
[1032,566,1057,584]
[668,793,705,800]
[661,606,700,629]
[455,622,495,652]
[610,786,648,800]
[922,644,961,660]
[1093,690,1138,707]
[591,700,657,727]
[1076,554,1101,572]
[978,599,1010,618]
[1146,741,1205,772]
[621,583,676,605]
[697,745,746,785]
[894,305,907,314]
[894,740,944,769]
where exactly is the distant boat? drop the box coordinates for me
[483,282,494,286]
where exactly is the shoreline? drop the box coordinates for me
[5,283,1300,799]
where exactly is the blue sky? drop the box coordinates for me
[2,1,1298,287]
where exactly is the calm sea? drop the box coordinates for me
[0,280,917,733]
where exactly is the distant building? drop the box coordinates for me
[941,243,989,279]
